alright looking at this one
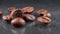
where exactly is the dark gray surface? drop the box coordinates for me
[0,0,60,34]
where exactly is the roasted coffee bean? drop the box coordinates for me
[0,10,3,16]
[37,17,51,25]
[11,17,26,26]
[12,10,23,18]
[9,9,24,18]
[22,6,34,14]
[37,9,51,17]
[37,9,47,16]
[23,14,35,20]
[2,15,12,21]
[8,7,17,14]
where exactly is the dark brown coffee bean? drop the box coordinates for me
[11,17,26,26]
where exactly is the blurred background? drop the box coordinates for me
[0,0,60,7]
[0,0,60,4]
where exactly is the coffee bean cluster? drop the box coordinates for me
[37,9,51,25]
[0,6,51,27]
[2,6,35,27]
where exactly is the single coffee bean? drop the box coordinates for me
[37,9,48,16]
[37,17,51,25]
[22,6,34,14]
[23,14,35,20]
[11,17,26,26]
[0,10,3,16]
[2,15,12,21]
[8,7,17,14]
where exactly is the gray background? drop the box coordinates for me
[0,0,60,34]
